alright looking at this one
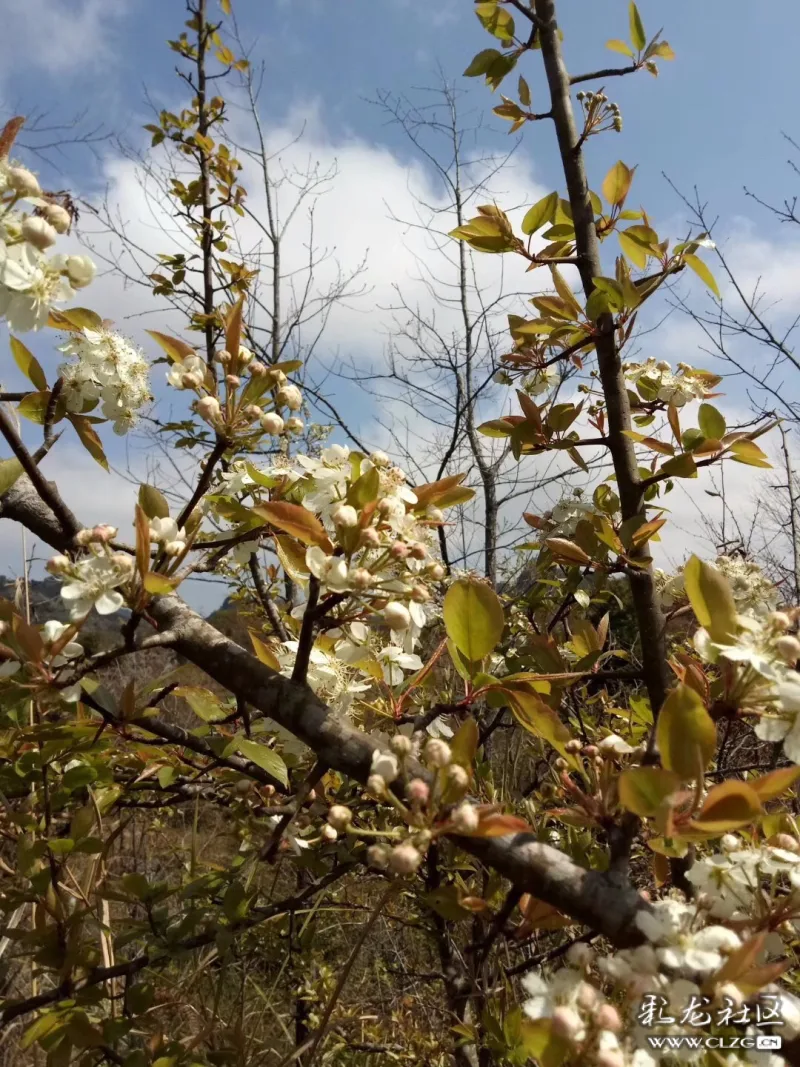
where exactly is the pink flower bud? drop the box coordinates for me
[260,412,285,434]
[407,778,429,805]
[593,1004,622,1033]
[424,738,451,768]
[389,843,423,875]
[390,541,410,560]
[367,844,390,869]
[359,527,381,548]
[249,360,267,377]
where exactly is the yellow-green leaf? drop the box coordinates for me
[10,336,47,390]
[463,48,503,78]
[659,452,697,479]
[606,38,634,57]
[748,766,800,803]
[443,577,505,661]
[450,716,479,768]
[683,555,737,643]
[505,687,579,767]
[237,739,288,788]
[684,254,720,298]
[691,780,762,832]
[174,685,228,723]
[618,766,681,816]
[68,414,108,470]
[728,440,771,468]
[518,74,531,108]
[253,501,333,550]
[146,329,197,364]
[249,630,280,671]
[656,684,717,780]
[602,161,633,208]
[698,404,726,440]
[0,458,23,496]
[544,537,592,566]
[628,1,646,51]
[521,191,558,236]
[650,41,675,60]
[138,484,170,520]
[49,307,103,332]
[143,572,177,594]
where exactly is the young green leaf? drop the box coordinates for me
[443,577,505,661]
[602,161,633,208]
[656,684,717,780]
[684,254,720,298]
[697,404,726,440]
[521,191,559,235]
[628,2,646,51]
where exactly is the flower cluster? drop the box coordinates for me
[222,444,448,640]
[694,607,800,760]
[657,554,777,616]
[714,554,778,616]
[623,358,713,407]
[58,326,151,434]
[0,152,96,331]
[168,342,306,440]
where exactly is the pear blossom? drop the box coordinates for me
[0,241,74,331]
[42,620,84,666]
[375,644,422,685]
[60,554,134,619]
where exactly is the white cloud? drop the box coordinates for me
[0,0,128,79]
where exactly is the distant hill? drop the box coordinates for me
[0,575,131,653]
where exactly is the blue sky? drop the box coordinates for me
[1,0,799,610]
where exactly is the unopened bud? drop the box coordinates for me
[277,384,303,411]
[768,833,800,853]
[410,584,430,603]
[370,450,390,467]
[359,527,381,548]
[407,778,429,805]
[451,803,479,833]
[575,982,598,1010]
[92,524,117,544]
[594,1004,621,1033]
[249,360,267,377]
[327,804,352,831]
[424,738,451,768]
[389,843,423,875]
[8,166,41,197]
[285,417,304,433]
[426,562,446,581]
[350,567,372,590]
[266,368,287,386]
[390,541,410,560]
[331,504,359,528]
[181,372,202,389]
[46,554,71,575]
[242,404,262,421]
[550,1006,583,1042]
[367,774,386,796]
[225,374,240,389]
[22,215,57,250]
[74,528,96,547]
[320,824,338,843]
[390,734,413,757]
[43,202,72,233]
[447,764,469,791]
[384,601,411,631]
[409,542,428,560]
[367,844,390,869]
[565,739,582,754]
[776,635,800,665]
[260,412,284,434]
[216,349,232,365]
[426,507,444,523]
